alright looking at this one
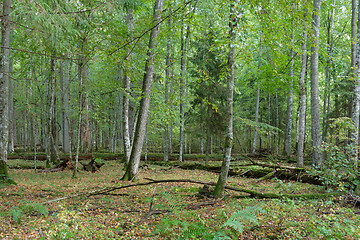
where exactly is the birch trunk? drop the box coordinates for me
[297,6,308,167]
[213,1,236,197]
[122,0,164,181]
[310,0,323,168]
[0,0,14,183]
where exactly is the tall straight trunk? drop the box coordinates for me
[49,58,60,164]
[163,17,171,161]
[213,1,236,197]
[122,0,164,181]
[297,5,308,167]
[111,95,119,153]
[62,56,71,153]
[310,0,323,168]
[179,23,190,162]
[322,0,335,143]
[0,0,14,183]
[285,27,294,157]
[123,8,134,164]
[351,0,360,166]
[252,36,262,154]
[80,63,91,153]
[8,59,14,153]
[252,82,260,153]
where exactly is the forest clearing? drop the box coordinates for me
[1,154,360,239]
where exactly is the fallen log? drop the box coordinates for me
[38,159,73,173]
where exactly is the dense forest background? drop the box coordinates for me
[2,0,360,238]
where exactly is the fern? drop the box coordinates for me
[10,207,23,224]
[10,202,49,224]
[221,206,264,236]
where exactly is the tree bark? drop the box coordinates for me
[297,5,308,168]
[123,8,134,164]
[351,0,360,166]
[62,56,71,153]
[252,37,262,154]
[163,17,171,162]
[122,0,164,181]
[179,23,190,162]
[0,0,15,183]
[285,27,294,157]
[310,0,323,168]
[213,1,236,198]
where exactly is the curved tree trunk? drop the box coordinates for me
[122,0,164,181]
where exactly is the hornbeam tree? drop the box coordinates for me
[0,0,15,184]
[122,0,164,181]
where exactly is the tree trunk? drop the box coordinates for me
[310,0,323,168]
[213,1,236,197]
[49,58,60,164]
[285,27,294,157]
[0,0,15,183]
[122,0,164,181]
[179,23,190,162]
[252,36,262,154]
[297,5,308,168]
[351,0,360,166]
[61,57,71,153]
[163,17,171,161]
[123,8,134,164]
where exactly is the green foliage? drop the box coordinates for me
[308,118,359,192]
[152,204,264,239]
[10,202,49,224]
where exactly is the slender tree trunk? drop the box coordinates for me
[351,0,360,166]
[8,58,14,153]
[163,17,171,161]
[322,0,335,143]
[122,0,164,181]
[297,5,308,167]
[49,58,60,164]
[0,0,14,183]
[213,1,236,197]
[62,56,71,153]
[123,8,134,164]
[285,27,294,157]
[310,0,323,168]
[252,82,260,153]
[179,23,190,162]
[252,37,262,154]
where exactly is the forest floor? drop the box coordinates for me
[1,155,360,239]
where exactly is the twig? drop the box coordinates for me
[144,186,157,219]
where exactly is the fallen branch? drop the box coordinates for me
[42,178,336,205]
